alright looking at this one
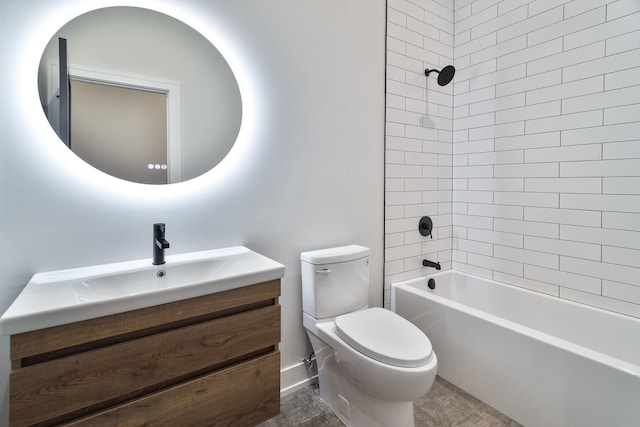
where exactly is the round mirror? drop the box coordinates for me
[38,7,242,184]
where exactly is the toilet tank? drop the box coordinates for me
[301,245,370,320]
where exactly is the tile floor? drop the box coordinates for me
[258,376,523,427]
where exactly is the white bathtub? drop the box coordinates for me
[391,271,640,427]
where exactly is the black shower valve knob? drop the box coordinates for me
[419,216,433,238]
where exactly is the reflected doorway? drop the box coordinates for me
[70,80,168,184]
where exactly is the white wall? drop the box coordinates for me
[384,0,454,306]
[386,0,640,319]
[452,0,640,319]
[0,0,385,423]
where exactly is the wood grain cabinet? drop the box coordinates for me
[9,280,281,427]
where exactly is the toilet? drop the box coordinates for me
[301,245,437,427]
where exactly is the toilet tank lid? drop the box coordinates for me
[301,245,370,264]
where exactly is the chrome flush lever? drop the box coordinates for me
[315,268,332,275]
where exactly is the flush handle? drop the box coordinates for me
[315,269,332,275]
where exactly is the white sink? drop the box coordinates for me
[0,246,285,335]
[78,258,238,301]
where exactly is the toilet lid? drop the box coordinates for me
[335,307,433,368]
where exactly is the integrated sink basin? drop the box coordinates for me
[78,258,238,301]
[0,246,285,335]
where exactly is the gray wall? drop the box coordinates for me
[0,0,386,422]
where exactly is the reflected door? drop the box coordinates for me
[58,37,70,147]
[70,80,168,184]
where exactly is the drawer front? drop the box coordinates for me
[64,352,280,427]
[11,305,280,426]
[11,280,281,361]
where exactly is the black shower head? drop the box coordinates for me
[425,65,456,86]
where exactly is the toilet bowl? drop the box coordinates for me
[301,245,437,427]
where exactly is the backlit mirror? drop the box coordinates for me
[38,7,242,184]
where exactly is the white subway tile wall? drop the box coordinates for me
[386,0,640,318]
[385,0,454,305]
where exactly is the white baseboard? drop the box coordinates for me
[280,361,317,397]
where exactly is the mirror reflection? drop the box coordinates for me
[38,7,242,184]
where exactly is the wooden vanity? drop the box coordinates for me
[8,279,281,426]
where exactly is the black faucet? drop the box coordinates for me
[153,223,170,265]
[423,259,441,270]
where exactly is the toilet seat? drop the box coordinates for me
[335,307,433,368]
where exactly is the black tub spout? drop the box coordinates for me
[423,259,441,270]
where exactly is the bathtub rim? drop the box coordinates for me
[391,270,640,379]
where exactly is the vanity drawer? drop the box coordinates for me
[11,280,281,362]
[64,351,280,427]
[10,303,280,426]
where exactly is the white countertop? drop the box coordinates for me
[0,246,285,335]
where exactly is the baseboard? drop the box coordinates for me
[280,361,317,397]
